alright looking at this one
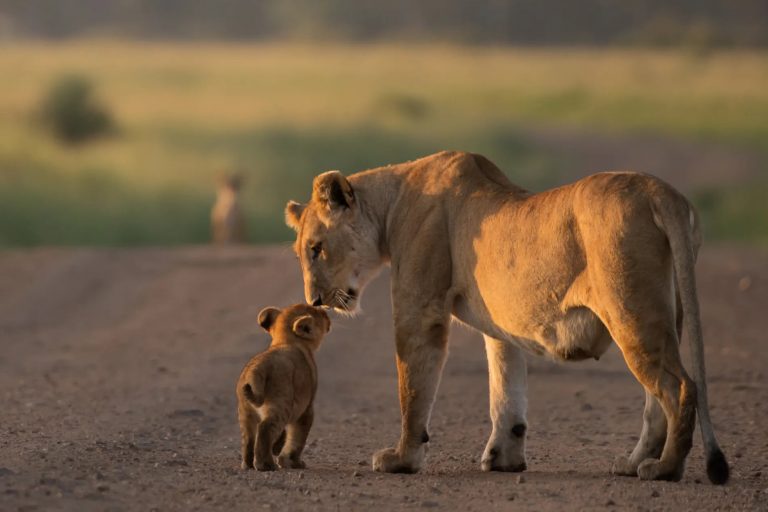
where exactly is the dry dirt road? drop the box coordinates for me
[0,245,766,511]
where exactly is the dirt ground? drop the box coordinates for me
[0,245,766,511]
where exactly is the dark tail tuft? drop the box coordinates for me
[706,449,729,485]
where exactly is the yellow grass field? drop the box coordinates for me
[0,41,766,245]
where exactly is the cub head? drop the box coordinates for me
[285,170,382,314]
[258,304,331,348]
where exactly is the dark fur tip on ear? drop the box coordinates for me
[285,201,306,231]
[257,307,281,331]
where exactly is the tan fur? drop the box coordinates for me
[236,304,330,471]
[211,173,246,244]
[285,151,729,483]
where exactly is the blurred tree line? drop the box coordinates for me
[0,0,766,47]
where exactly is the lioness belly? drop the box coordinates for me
[453,295,612,361]
[546,306,613,361]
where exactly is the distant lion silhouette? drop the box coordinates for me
[211,172,246,244]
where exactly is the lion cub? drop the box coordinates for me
[237,304,330,471]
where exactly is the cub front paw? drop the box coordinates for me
[372,447,420,474]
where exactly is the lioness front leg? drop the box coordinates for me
[481,335,528,472]
[372,312,449,473]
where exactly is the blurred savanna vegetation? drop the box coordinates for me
[0,41,767,246]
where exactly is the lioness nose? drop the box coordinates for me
[312,296,323,307]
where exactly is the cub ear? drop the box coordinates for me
[312,170,354,211]
[285,201,306,232]
[257,307,281,332]
[320,310,331,333]
[292,314,318,339]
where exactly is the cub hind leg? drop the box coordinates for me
[238,405,258,470]
[255,415,286,471]
[278,407,314,469]
[272,429,287,457]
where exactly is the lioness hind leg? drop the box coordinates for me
[615,326,696,482]
[481,335,528,472]
[612,390,666,476]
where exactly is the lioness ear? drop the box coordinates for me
[285,201,306,232]
[257,307,281,332]
[292,315,317,339]
[312,170,354,211]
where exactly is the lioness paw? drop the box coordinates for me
[372,447,420,474]
[611,455,638,477]
[637,458,683,482]
[481,436,527,472]
[480,453,527,472]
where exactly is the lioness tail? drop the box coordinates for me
[652,192,729,485]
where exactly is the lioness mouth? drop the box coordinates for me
[329,288,358,314]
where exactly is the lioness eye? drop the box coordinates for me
[310,243,322,261]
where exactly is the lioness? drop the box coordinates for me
[237,304,330,471]
[285,151,729,484]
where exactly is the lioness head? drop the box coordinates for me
[285,171,382,314]
[258,304,331,347]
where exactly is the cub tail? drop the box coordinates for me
[242,370,267,408]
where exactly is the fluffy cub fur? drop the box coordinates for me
[237,304,330,471]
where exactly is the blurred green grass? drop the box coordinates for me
[0,42,766,246]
